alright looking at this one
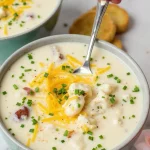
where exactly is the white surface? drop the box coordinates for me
[0,0,150,149]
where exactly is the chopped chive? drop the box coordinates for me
[37,15,41,18]
[2,91,7,95]
[44,72,49,78]
[32,119,38,125]
[62,66,65,70]
[123,86,127,90]
[31,61,35,64]
[62,84,67,87]
[88,136,94,141]
[127,72,131,75]
[13,84,18,90]
[20,124,25,128]
[38,116,41,121]
[29,129,34,133]
[27,99,32,107]
[90,58,93,61]
[63,130,68,136]
[123,99,127,103]
[49,113,54,116]
[12,75,14,78]
[132,115,136,118]
[97,144,102,148]
[109,96,115,104]
[16,102,21,106]
[130,99,135,104]
[132,86,140,92]
[107,74,113,78]
[56,128,59,131]
[103,116,106,119]
[66,65,70,68]
[25,69,32,72]
[77,103,81,108]
[117,78,121,83]
[99,135,104,139]
[28,54,33,60]
[35,87,39,92]
[12,133,15,136]
[64,96,69,100]
[96,83,101,86]
[61,140,65,143]
[87,131,93,135]
[114,76,118,80]
[21,66,24,69]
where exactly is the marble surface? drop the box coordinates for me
[1,0,150,149]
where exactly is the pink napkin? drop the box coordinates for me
[134,130,150,150]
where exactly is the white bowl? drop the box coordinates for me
[0,34,149,150]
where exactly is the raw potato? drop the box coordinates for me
[112,37,123,49]
[91,4,129,33]
[69,11,116,42]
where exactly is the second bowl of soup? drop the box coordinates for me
[0,0,62,64]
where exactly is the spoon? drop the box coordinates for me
[73,0,109,74]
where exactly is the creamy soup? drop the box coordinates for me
[0,0,58,37]
[0,42,142,150]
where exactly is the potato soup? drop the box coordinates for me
[0,0,58,37]
[0,42,142,150]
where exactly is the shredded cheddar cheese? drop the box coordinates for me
[97,65,111,74]
[27,55,111,144]
[26,138,31,147]
[32,124,39,142]
[3,24,8,35]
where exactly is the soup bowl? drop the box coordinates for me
[0,34,149,150]
[0,0,62,65]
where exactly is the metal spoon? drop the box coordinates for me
[73,0,109,74]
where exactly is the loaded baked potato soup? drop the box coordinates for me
[0,0,58,37]
[0,42,142,150]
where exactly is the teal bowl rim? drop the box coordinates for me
[0,34,149,150]
[0,0,62,41]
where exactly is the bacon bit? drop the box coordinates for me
[15,106,29,120]
[26,13,34,19]
[59,53,64,60]
[23,87,34,95]
[68,130,75,138]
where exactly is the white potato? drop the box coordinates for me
[63,96,85,117]
[86,90,109,115]
[77,114,96,131]
[100,83,116,95]
[68,83,92,97]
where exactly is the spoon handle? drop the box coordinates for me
[85,0,109,63]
